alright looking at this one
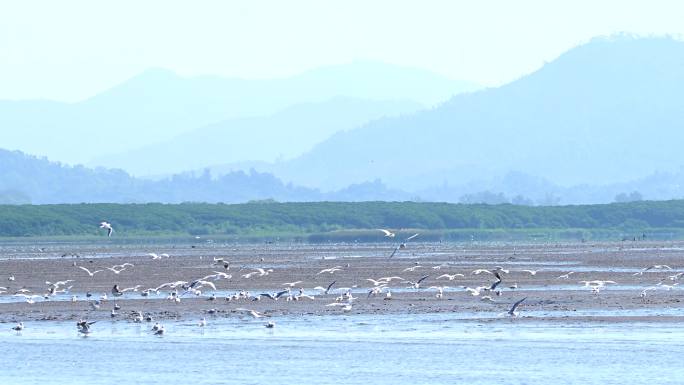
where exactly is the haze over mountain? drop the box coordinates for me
[246,36,684,191]
[4,36,684,206]
[90,97,422,176]
[1,61,477,166]
[1,147,683,206]
[0,149,412,204]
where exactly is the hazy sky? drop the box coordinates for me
[0,0,681,101]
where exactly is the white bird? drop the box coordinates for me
[78,266,103,277]
[656,282,679,290]
[556,272,575,279]
[295,293,316,300]
[12,322,24,332]
[507,297,527,317]
[202,272,231,281]
[283,281,303,287]
[428,285,447,299]
[14,294,42,304]
[464,286,486,296]
[148,253,162,260]
[325,301,353,311]
[520,269,542,276]
[378,229,396,238]
[437,273,464,281]
[105,263,134,274]
[403,266,423,272]
[46,279,74,289]
[155,281,188,292]
[153,325,165,336]
[189,280,216,291]
[99,221,114,237]
[471,269,493,275]
[132,312,143,323]
[377,276,404,283]
[580,280,617,287]
[235,308,267,318]
[633,265,673,276]
[241,268,273,279]
[317,266,343,275]
[199,318,207,327]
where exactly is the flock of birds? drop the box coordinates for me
[2,225,683,336]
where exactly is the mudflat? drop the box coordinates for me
[0,240,682,323]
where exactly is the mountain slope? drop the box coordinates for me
[0,62,478,166]
[266,36,684,190]
[90,97,423,176]
[0,149,411,204]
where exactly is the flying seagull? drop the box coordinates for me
[325,280,336,294]
[99,221,113,237]
[633,265,673,276]
[378,229,396,238]
[507,297,527,317]
[78,266,103,277]
[437,273,464,281]
[77,319,96,335]
[406,275,430,289]
[389,233,420,258]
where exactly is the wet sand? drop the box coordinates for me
[0,240,683,323]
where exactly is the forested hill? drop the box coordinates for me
[1,200,684,238]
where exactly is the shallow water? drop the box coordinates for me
[3,313,684,385]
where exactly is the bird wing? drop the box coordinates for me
[405,233,419,241]
[388,245,401,259]
[378,229,392,236]
[510,297,527,313]
[198,281,217,290]
[417,275,430,284]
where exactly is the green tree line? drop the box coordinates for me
[1,200,684,238]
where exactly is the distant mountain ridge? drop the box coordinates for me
[90,97,423,176]
[3,146,684,205]
[0,148,412,204]
[251,36,684,190]
[0,62,477,167]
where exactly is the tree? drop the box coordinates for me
[615,191,643,203]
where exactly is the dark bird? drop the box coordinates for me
[325,280,336,295]
[507,297,527,317]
